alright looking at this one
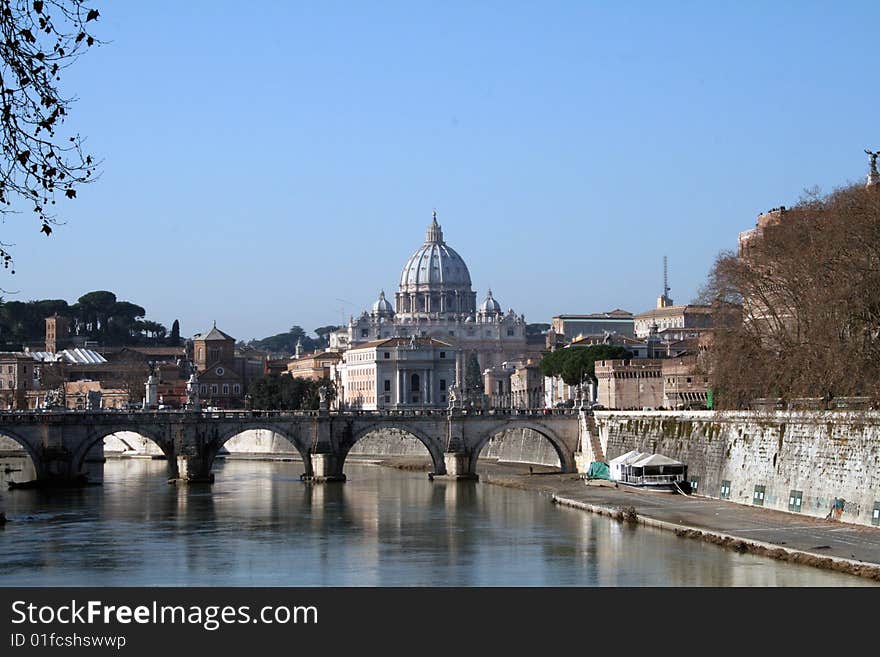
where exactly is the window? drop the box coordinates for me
[222,384,229,395]
[211,384,218,395]
[440,379,446,391]
[439,351,445,359]
[788,490,803,513]
[720,480,731,499]
[384,395,390,404]
[361,329,368,337]
[507,329,514,336]
[233,384,240,394]
[200,384,207,394]
[753,484,766,506]
[384,380,391,392]
[384,352,390,359]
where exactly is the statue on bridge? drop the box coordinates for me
[447,383,458,409]
[866,149,880,188]
[185,362,201,411]
[43,386,65,410]
[318,381,335,410]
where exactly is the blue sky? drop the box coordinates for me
[3,1,879,340]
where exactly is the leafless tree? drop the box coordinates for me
[0,1,101,274]
[701,183,880,408]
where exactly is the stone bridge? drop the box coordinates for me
[0,408,584,486]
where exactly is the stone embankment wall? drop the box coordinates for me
[593,411,880,527]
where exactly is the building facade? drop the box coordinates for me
[662,355,710,409]
[0,353,38,409]
[334,337,456,410]
[287,350,342,381]
[633,304,716,339]
[595,359,664,410]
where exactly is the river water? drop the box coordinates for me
[0,458,873,586]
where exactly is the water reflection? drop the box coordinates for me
[0,459,874,587]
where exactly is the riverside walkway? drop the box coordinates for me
[476,466,880,580]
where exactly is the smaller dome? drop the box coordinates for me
[479,289,502,315]
[372,291,395,316]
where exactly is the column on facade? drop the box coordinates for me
[426,369,432,405]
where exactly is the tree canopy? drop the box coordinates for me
[248,375,330,411]
[540,345,632,386]
[0,288,169,347]
[0,1,101,274]
[248,325,322,355]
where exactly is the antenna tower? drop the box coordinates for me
[663,256,670,299]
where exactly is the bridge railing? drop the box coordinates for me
[0,406,585,422]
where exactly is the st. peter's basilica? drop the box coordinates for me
[330,212,542,388]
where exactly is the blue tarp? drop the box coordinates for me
[586,461,610,480]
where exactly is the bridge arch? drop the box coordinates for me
[71,426,172,474]
[468,421,575,474]
[0,428,44,479]
[210,424,312,473]
[341,422,446,475]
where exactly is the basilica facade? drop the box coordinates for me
[330,213,540,392]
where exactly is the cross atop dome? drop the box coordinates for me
[426,210,444,243]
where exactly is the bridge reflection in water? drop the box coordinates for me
[0,409,583,488]
[1,459,872,587]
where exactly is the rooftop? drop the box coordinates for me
[349,336,453,351]
[553,310,633,320]
[634,305,714,319]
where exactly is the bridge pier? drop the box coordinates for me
[310,453,346,483]
[430,452,478,481]
[172,454,215,484]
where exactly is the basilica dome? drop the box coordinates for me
[395,212,477,317]
[399,214,472,289]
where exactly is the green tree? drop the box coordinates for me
[108,300,145,339]
[0,1,101,274]
[76,290,116,335]
[249,375,327,410]
[540,345,632,386]
[250,325,319,355]
[168,319,180,346]
[464,353,482,392]
[314,325,339,346]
